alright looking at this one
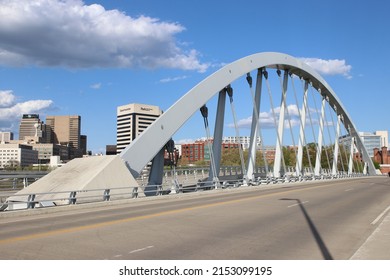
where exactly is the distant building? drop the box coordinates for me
[0,132,13,143]
[106,145,117,155]
[375,130,389,148]
[18,114,47,143]
[358,132,382,157]
[30,143,69,164]
[0,143,38,168]
[180,140,241,163]
[222,136,261,150]
[46,115,81,149]
[181,142,205,163]
[116,103,162,154]
[46,115,83,160]
[80,135,87,155]
[373,146,390,174]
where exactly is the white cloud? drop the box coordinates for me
[0,90,53,130]
[90,83,102,89]
[0,90,16,107]
[176,138,196,144]
[159,75,189,83]
[300,57,352,79]
[231,104,303,129]
[0,0,208,72]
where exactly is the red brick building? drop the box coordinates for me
[373,146,390,173]
[181,141,240,163]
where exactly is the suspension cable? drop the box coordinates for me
[311,89,331,174]
[339,122,353,175]
[264,69,287,177]
[291,76,313,176]
[200,105,219,185]
[226,85,247,180]
[246,71,270,178]
[306,83,322,176]
[278,71,299,176]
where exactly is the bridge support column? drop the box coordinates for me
[314,95,326,177]
[332,114,342,176]
[348,136,355,175]
[146,146,165,196]
[207,90,227,185]
[296,80,309,177]
[246,69,263,182]
[273,70,289,178]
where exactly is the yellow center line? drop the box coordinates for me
[0,181,345,245]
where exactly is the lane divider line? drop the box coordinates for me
[371,205,390,225]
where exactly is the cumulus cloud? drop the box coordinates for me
[90,82,102,89]
[0,0,208,72]
[0,90,16,107]
[300,57,352,79]
[230,105,303,129]
[159,75,189,83]
[0,90,53,130]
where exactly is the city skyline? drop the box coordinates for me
[0,0,389,153]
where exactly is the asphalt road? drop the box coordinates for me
[1,176,390,260]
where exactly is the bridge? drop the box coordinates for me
[1,52,377,210]
[0,52,389,260]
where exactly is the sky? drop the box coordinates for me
[0,0,389,153]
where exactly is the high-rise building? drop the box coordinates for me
[0,143,38,168]
[46,115,81,149]
[18,114,46,142]
[0,132,13,143]
[116,103,162,153]
[375,130,389,148]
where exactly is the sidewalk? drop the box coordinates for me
[351,211,390,259]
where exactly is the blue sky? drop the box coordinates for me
[0,0,389,153]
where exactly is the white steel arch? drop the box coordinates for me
[120,52,375,177]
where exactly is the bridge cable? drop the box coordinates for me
[200,105,219,186]
[327,106,346,175]
[226,85,248,181]
[323,101,339,175]
[264,69,287,177]
[246,71,270,179]
[291,76,313,176]
[339,116,354,175]
[311,89,332,175]
[306,82,322,178]
[280,71,299,176]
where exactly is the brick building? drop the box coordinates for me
[181,141,240,163]
[373,146,390,173]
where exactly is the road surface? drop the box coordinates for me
[0,176,389,259]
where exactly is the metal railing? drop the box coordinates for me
[0,166,368,211]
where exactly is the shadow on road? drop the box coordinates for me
[280,198,333,260]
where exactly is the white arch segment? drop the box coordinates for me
[120,52,375,177]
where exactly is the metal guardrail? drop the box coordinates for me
[0,170,368,211]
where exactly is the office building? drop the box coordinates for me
[358,132,382,157]
[375,130,389,148]
[46,115,81,149]
[116,103,162,153]
[0,132,13,143]
[106,145,117,155]
[0,144,38,168]
[222,136,261,150]
[18,114,47,142]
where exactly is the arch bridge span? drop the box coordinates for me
[4,52,377,210]
[120,52,375,187]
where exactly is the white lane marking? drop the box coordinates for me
[288,201,309,208]
[129,245,154,254]
[345,188,354,192]
[114,254,123,258]
[371,205,390,225]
